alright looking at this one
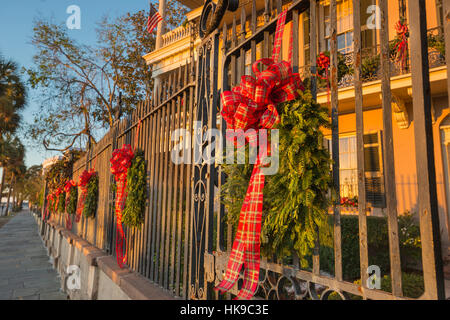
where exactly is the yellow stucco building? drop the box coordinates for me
[144,0,449,252]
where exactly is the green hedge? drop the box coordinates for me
[311,215,422,281]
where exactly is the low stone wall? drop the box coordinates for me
[33,213,176,300]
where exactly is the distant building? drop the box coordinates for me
[42,156,63,175]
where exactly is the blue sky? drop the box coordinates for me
[0,0,155,168]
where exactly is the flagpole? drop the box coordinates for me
[155,0,166,50]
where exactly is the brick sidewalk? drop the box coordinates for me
[0,211,67,300]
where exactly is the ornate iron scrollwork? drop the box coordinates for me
[199,0,239,38]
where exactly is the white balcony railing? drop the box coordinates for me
[161,23,194,48]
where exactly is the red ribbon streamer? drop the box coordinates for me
[54,187,63,215]
[110,120,141,268]
[394,20,409,71]
[215,10,305,300]
[76,169,96,223]
[110,144,134,268]
[317,52,331,108]
[44,193,54,220]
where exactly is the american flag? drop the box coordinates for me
[147,3,163,34]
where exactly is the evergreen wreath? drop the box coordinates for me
[82,173,99,218]
[221,91,332,267]
[66,185,78,215]
[122,149,146,228]
[57,192,66,213]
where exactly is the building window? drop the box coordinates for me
[326,132,386,208]
[324,0,354,54]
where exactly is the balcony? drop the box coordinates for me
[299,27,447,115]
[160,23,195,48]
[299,27,446,93]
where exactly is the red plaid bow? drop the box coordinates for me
[317,52,330,80]
[110,144,135,268]
[54,187,64,215]
[64,180,76,193]
[215,10,304,300]
[44,193,54,220]
[76,169,96,223]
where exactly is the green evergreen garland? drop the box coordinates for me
[83,174,99,218]
[123,149,146,228]
[66,186,78,215]
[222,91,333,267]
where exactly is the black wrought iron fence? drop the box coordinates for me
[42,0,447,300]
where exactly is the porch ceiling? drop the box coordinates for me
[177,0,204,10]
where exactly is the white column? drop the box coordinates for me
[155,0,167,50]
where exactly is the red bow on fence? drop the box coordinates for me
[54,187,64,214]
[64,180,76,229]
[76,169,96,223]
[45,193,54,220]
[110,144,134,268]
[215,10,305,300]
[317,52,331,107]
[394,20,409,70]
[110,120,142,268]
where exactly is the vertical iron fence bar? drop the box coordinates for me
[154,89,164,283]
[330,0,343,282]
[170,69,180,292]
[145,102,155,278]
[263,0,270,59]
[142,100,153,276]
[204,32,219,299]
[176,66,188,297]
[353,0,369,295]
[240,7,247,78]
[136,102,144,272]
[228,18,237,253]
[132,105,139,270]
[161,86,172,288]
[170,70,181,291]
[292,8,299,73]
[408,0,445,300]
[164,88,175,290]
[232,16,238,87]
[147,97,159,280]
[379,0,403,296]
[125,114,132,269]
[309,0,320,276]
[130,107,138,270]
[138,102,146,273]
[217,23,228,254]
[108,122,118,254]
[251,0,257,64]
[444,0,450,110]
[189,51,203,298]
[139,101,148,274]
[183,63,195,299]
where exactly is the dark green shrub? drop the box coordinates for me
[362,55,380,80]
[353,272,424,299]
[428,33,446,57]
[314,214,421,281]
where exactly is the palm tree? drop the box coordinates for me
[0,55,27,208]
[0,137,25,215]
[0,55,26,138]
